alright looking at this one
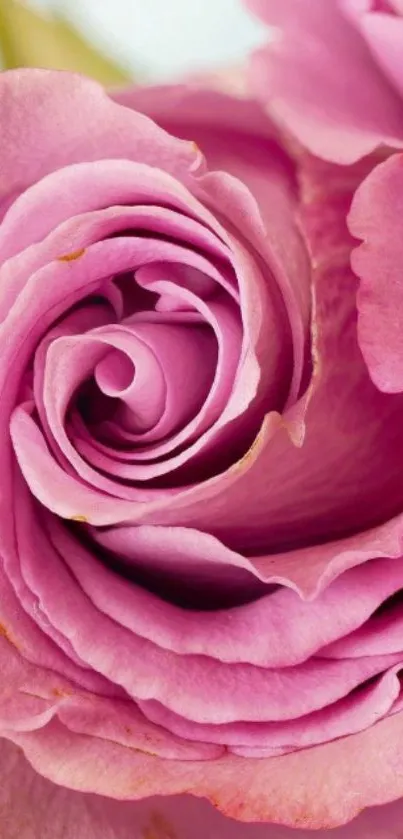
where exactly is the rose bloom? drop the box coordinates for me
[1,60,403,838]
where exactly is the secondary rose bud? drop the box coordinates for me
[246,0,403,162]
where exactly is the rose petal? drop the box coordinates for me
[0,69,201,204]
[0,635,220,761]
[7,712,403,828]
[246,0,403,162]
[8,486,402,727]
[349,153,403,392]
[345,4,403,96]
[60,522,403,669]
[4,736,403,839]
[139,666,401,754]
[0,159,223,267]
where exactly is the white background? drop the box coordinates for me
[30,0,267,81]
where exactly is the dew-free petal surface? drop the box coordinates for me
[246,0,403,162]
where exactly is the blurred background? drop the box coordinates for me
[0,0,267,84]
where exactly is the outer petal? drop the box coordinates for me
[114,83,278,161]
[6,713,403,829]
[349,153,403,392]
[2,739,403,839]
[0,68,201,204]
[355,10,403,97]
[246,0,403,162]
[9,484,399,730]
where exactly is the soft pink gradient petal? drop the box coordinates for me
[246,0,403,162]
[4,475,403,760]
[4,482,403,746]
[0,564,114,697]
[324,603,403,658]
[139,667,401,754]
[0,159,224,266]
[6,714,403,828]
[84,531,403,668]
[251,511,403,597]
[349,153,403,392]
[0,631,220,761]
[3,738,403,839]
[93,523,266,607]
[0,69,201,204]
[11,484,401,729]
[357,12,403,96]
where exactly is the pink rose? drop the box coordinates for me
[246,0,403,162]
[2,65,403,836]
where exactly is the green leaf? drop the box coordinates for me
[0,0,131,85]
